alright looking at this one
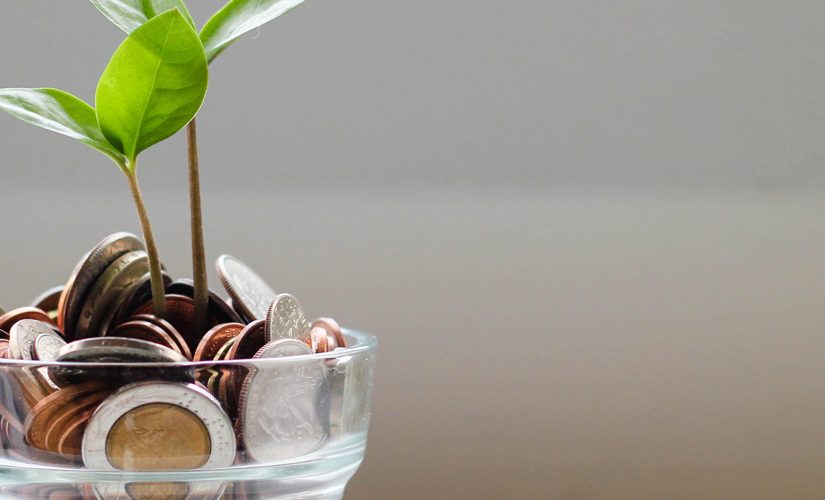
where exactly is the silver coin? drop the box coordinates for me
[33,333,66,362]
[82,381,236,471]
[9,320,56,360]
[265,294,310,343]
[56,337,187,364]
[60,233,144,337]
[237,340,328,462]
[216,255,276,321]
[74,250,149,340]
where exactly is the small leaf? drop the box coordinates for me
[0,88,124,163]
[89,0,195,34]
[96,9,208,166]
[200,0,307,62]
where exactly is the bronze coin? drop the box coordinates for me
[24,382,109,451]
[130,314,193,361]
[30,285,64,314]
[213,337,237,362]
[193,323,244,362]
[44,391,109,453]
[135,295,220,353]
[310,317,347,348]
[0,308,54,334]
[308,326,329,353]
[0,338,10,358]
[109,320,181,353]
[56,409,94,459]
[226,319,267,361]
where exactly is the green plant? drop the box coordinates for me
[90,0,309,334]
[0,9,209,318]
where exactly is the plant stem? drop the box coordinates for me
[125,168,168,318]
[187,119,209,336]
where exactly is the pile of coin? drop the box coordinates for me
[0,233,348,471]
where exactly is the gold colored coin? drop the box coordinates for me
[105,403,211,471]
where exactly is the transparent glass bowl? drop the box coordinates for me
[0,329,377,499]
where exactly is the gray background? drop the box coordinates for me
[3,1,825,498]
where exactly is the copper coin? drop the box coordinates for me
[310,317,347,349]
[226,320,267,361]
[30,285,64,314]
[308,326,329,353]
[44,392,108,453]
[58,233,144,336]
[134,294,220,352]
[0,339,10,359]
[166,279,243,325]
[193,323,244,362]
[0,308,54,334]
[25,382,109,451]
[57,409,95,459]
[108,320,181,354]
[213,337,237,362]
[130,314,193,360]
[0,329,9,341]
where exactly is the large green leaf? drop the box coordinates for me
[95,9,208,166]
[200,0,307,62]
[89,0,195,34]
[0,88,124,163]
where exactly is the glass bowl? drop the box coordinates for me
[0,329,377,499]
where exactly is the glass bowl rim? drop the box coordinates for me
[0,328,377,368]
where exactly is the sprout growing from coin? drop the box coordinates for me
[89,0,309,335]
[0,9,209,318]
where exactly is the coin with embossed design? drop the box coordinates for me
[216,255,276,322]
[32,333,67,362]
[0,308,54,335]
[9,320,57,361]
[265,294,310,343]
[82,382,235,470]
[237,338,327,462]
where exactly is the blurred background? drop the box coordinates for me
[3,1,825,498]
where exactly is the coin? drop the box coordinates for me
[30,286,64,314]
[25,382,110,451]
[44,391,109,453]
[134,294,220,353]
[0,308,54,334]
[0,339,9,358]
[56,337,187,364]
[74,250,149,340]
[51,337,189,386]
[32,333,67,362]
[216,255,276,322]
[227,319,267,361]
[310,317,347,349]
[265,294,310,343]
[9,320,57,361]
[236,339,327,462]
[167,279,243,325]
[110,271,172,326]
[308,326,330,353]
[108,320,181,354]
[194,323,244,362]
[82,382,236,470]
[129,314,193,360]
[58,233,144,337]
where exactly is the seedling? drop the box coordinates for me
[90,0,308,334]
[0,9,209,318]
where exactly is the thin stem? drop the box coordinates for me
[125,167,168,318]
[187,119,209,336]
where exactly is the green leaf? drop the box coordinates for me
[95,9,208,166]
[200,0,307,62]
[89,0,195,34]
[0,88,124,163]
